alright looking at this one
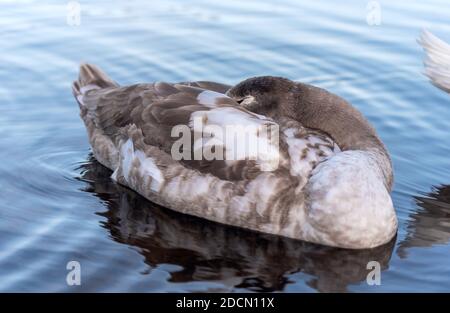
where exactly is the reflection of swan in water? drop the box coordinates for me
[398,185,450,258]
[78,155,395,292]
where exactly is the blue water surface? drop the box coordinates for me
[0,0,449,292]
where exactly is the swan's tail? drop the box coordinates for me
[72,63,119,107]
[418,30,450,93]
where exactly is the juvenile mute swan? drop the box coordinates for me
[73,64,397,249]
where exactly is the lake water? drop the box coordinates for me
[0,0,449,292]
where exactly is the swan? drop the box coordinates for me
[72,63,397,249]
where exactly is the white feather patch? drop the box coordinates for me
[76,95,84,105]
[197,90,228,108]
[418,30,450,91]
[117,139,164,192]
[134,150,164,192]
[80,84,101,94]
[120,139,134,183]
[189,107,280,171]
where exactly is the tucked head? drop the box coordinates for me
[226,76,294,114]
[227,75,393,190]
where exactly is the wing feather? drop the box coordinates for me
[80,81,283,180]
[418,30,450,92]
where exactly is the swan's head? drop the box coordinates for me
[227,76,294,114]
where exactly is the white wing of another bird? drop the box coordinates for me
[418,30,450,93]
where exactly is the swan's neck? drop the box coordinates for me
[286,82,393,190]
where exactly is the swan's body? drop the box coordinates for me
[73,64,397,249]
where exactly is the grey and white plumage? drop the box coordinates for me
[72,63,397,249]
